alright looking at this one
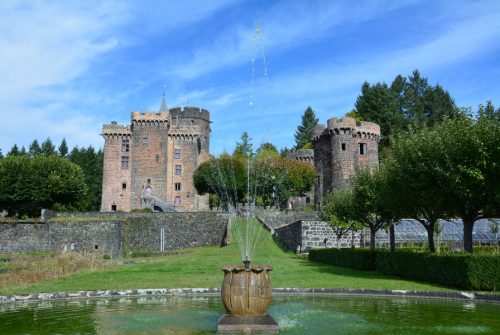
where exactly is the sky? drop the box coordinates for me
[1,0,499,156]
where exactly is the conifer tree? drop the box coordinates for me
[58,138,69,157]
[7,144,20,157]
[294,106,319,149]
[41,138,56,156]
[19,146,27,156]
[28,140,42,157]
[233,131,253,158]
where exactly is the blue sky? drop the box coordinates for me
[1,0,499,155]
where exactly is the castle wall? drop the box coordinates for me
[0,212,228,258]
[130,117,170,209]
[101,126,132,212]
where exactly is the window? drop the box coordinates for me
[122,183,127,190]
[147,179,151,184]
[143,137,148,144]
[359,143,366,155]
[94,245,99,250]
[121,156,129,169]
[111,204,117,211]
[175,196,181,206]
[175,164,182,176]
[70,242,75,250]
[341,143,346,151]
[174,148,181,159]
[121,138,130,152]
[175,182,181,191]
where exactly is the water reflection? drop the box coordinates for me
[0,295,498,334]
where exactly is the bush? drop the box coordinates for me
[309,248,376,271]
[309,248,500,291]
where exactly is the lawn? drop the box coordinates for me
[0,218,451,295]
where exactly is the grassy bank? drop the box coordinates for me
[0,219,451,295]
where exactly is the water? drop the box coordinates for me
[1,295,498,334]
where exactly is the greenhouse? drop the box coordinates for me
[371,218,499,248]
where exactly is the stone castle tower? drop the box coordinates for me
[100,94,210,212]
[312,116,380,207]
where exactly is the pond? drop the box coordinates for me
[0,295,498,334]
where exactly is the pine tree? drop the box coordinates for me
[58,138,69,157]
[0,149,3,159]
[233,131,253,158]
[19,146,27,156]
[28,140,42,157]
[294,106,319,149]
[41,138,56,156]
[7,144,20,156]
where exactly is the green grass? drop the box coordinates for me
[0,218,452,295]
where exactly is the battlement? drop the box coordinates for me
[327,116,357,129]
[326,116,380,136]
[287,149,314,164]
[102,123,131,136]
[169,106,210,122]
[131,111,170,122]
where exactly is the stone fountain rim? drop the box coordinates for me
[222,264,272,272]
[1,288,499,304]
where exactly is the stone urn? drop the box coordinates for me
[221,264,273,316]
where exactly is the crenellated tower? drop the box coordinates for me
[312,116,380,208]
[100,94,211,212]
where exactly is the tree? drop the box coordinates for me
[58,138,69,157]
[0,155,87,216]
[389,112,499,253]
[19,146,27,156]
[478,101,500,121]
[40,138,56,156]
[28,140,42,157]
[388,128,453,253]
[436,116,499,252]
[320,188,363,248]
[0,149,3,159]
[68,146,103,211]
[256,142,279,158]
[355,81,404,148]
[233,132,253,158]
[251,156,315,209]
[7,144,20,157]
[194,156,246,210]
[294,106,319,149]
[354,69,456,152]
[350,168,399,251]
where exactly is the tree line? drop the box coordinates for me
[194,132,316,210]
[0,138,103,216]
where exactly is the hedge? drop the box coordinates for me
[309,248,376,271]
[309,248,500,291]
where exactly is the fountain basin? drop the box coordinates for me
[221,264,273,316]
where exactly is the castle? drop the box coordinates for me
[100,94,210,212]
[312,116,380,207]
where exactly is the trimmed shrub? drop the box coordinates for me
[309,248,500,291]
[309,248,376,271]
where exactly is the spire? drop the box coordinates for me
[159,85,167,112]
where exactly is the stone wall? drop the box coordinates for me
[0,212,228,258]
[274,220,362,253]
[256,211,319,233]
[0,221,123,258]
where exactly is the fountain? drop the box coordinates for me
[216,25,279,333]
